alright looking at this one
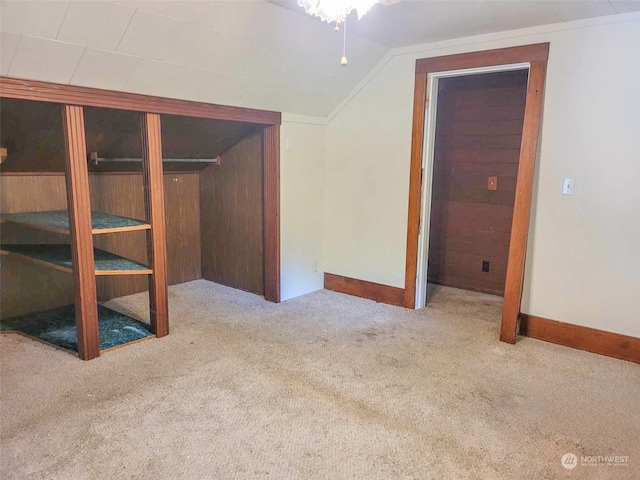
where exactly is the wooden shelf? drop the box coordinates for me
[0,244,153,275]
[1,304,152,353]
[0,210,150,235]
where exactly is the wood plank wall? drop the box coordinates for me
[427,70,528,295]
[0,98,66,171]
[200,132,264,295]
[0,176,73,318]
[0,173,201,318]
[91,173,201,300]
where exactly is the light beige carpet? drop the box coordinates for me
[1,280,638,479]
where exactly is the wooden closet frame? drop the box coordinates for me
[0,76,282,359]
[403,44,549,344]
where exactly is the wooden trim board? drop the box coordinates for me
[141,113,169,337]
[263,124,281,303]
[520,314,640,364]
[404,43,550,347]
[0,76,280,125]
[403,72,428,310]
[499,60,547,343]
[325,273,405,307]
[62,104,100,361]
[416,44,549,74]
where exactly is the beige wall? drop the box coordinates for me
[281,116,326,301]
[324,13,640,337]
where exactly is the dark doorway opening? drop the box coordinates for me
[427,69,529,298]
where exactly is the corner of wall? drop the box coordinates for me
[280,113,327,301]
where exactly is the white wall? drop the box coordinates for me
[280,116,326,301]
[324,13,640,337]
[324,52,414,288]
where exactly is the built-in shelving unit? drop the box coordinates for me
[1,75,281,360]
[0,97,169,360]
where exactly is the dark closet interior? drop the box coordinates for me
[427,69,528,296]
[0,97,266,322]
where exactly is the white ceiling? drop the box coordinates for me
[0,0,637,117]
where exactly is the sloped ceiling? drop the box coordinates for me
[0,1,637,117]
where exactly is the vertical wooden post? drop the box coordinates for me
[263,124,280,303]
[500,61,548,344]
[141,113,169,337]
[62,104,100,360]
[404,73,428,309]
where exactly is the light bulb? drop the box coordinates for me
[340,56,348,66]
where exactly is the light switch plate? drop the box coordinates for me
[285,138,292,152]
[563,178,575,195]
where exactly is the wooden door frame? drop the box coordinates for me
[0,76,282,303]
[403,43,549,343]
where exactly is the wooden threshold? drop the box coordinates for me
[520,314,640,364]
[100,335,154,354]
[325,273,405,307]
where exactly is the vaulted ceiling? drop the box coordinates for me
[1,1,637,117]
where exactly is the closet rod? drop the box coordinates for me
[95,158,219,163]
[88,152,220,165]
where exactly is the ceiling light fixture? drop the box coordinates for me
[297,0,381,66]
[297,0,378,23]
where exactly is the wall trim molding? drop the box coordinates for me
[324,273,405,307]
[0,76,281,125]
[519,314,640,364]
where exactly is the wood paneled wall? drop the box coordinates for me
[427,70,528,295]
[90,173,201,300]
[1,173,201,318]
[0,176,72,318]
[0,98,65,171]
[200,132,264,294]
